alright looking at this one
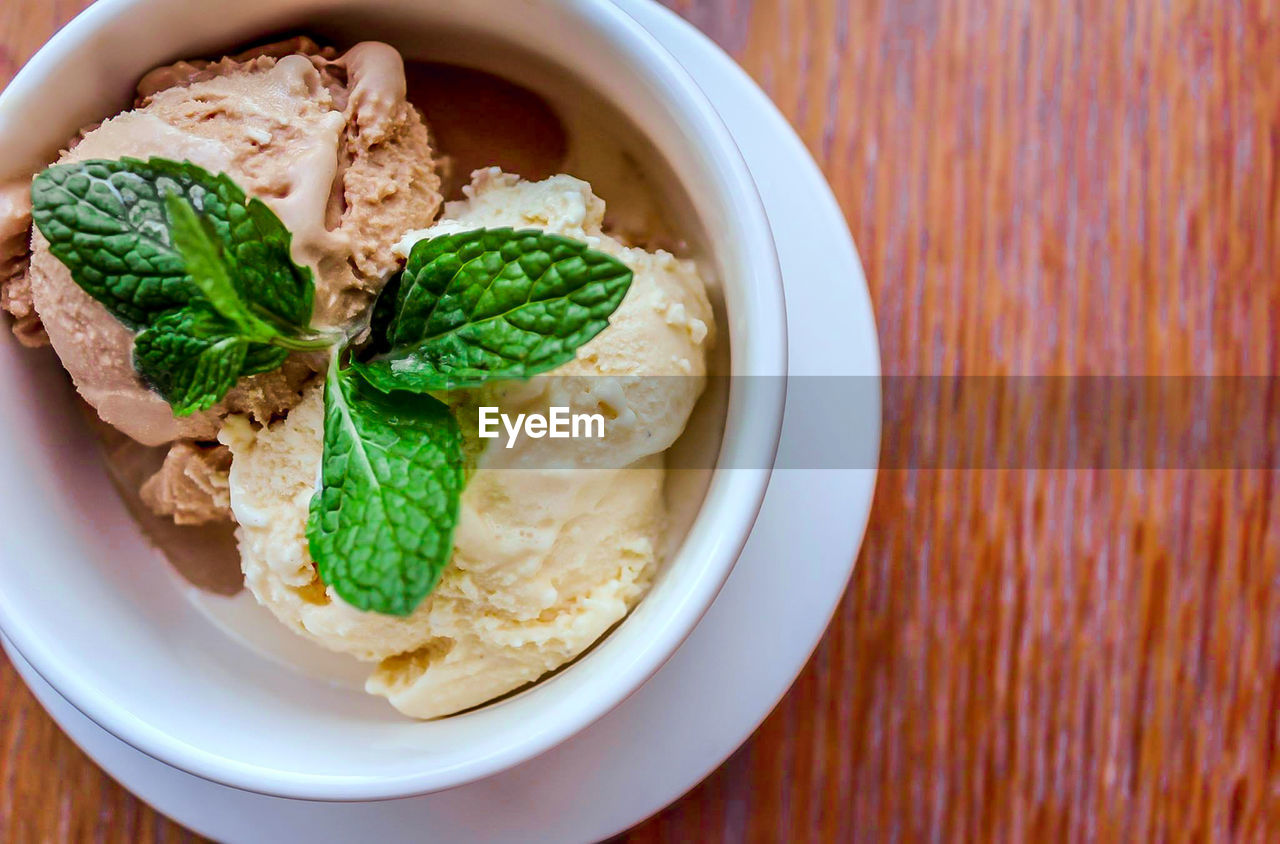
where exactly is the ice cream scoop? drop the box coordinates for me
[397,167,714,470]
[18,38,442,446]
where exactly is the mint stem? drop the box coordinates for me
[272,333,340,352]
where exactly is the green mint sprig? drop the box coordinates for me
[353,227,633,393]
[31,157,634,616]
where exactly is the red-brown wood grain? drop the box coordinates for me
[3,0,1278,840]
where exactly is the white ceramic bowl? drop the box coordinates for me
[0,0,786,800]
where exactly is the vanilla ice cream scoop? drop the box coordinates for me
[223,386,665,718]
[223,172,714,719]
[20,38,442,446]
[397,168,715,470]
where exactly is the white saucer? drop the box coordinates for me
[3,2,880,840]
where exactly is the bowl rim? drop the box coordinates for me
[0,0,788,800]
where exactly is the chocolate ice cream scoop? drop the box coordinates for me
[19,38,443,446]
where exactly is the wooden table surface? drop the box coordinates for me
[3,0,1279,840]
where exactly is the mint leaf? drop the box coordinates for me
[307,361,465,616]
[133,308,248,416]
[230,191,316,328]
[31,157,313,330]
[164,192,277,343]
[354,227,632,392]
